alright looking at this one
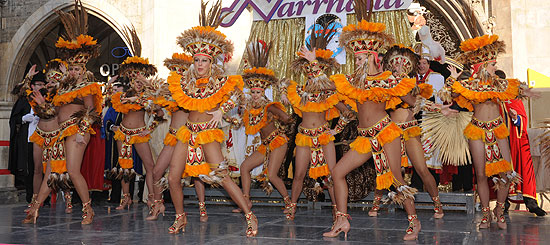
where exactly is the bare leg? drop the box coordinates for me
[203,141,258,236]
[168,141,188,214]
[65,134,91,204]
[267,144,290,198]
[323,142,337,206]
[134,142,156,203]
[240,151,264,197]
[323,150,371,237]
[385,137,420,240]
[22,162,53,224]
[32,143,43,195]
[469,138,491,228]
[494,138,512,229]
[116,140,132,210]
[202,142,251,212]
[290,146,311,203]
[194,178,208,222]
[153,145,174,200]
[406,136,443,218]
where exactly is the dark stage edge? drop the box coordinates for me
[0,202,548,244]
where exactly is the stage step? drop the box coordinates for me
[182,188,475,215]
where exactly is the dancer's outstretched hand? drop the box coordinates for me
[299,46,316,62]
[207,109,223,128]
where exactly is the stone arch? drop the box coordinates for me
[2,0,135,101]
[421,0,485,41]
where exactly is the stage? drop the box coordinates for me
[0,201,548,244]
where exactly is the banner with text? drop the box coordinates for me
[220,0,413,27]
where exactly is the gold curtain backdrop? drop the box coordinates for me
[238,10,415,89]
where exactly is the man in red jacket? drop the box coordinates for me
[496,70,546,216]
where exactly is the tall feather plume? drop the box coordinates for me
[461,2,482,37]
[308,23,338,51]
[246,40,271,68]
[354,0,374,22]
[121,26,142,57]
[199,0,231,28]
[55,0,88,40]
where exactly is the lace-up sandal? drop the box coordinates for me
[479,206,491,229]
[22,200,41,224]
[146,199,165,221]
[368,195,382,217]
[322,211,351,239]
[285,202,297,220]
[116,193,131,210]
[493,201,507,230]
[168,213,187,234]
[245,212,258,237]
[81,200,94,225]
[64,192,73,214]
[432,195,444,219]
[403,214,421,241]
[199,201,208,222]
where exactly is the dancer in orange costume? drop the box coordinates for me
[323,9,454,238]
[237,40,293,215]
[111,35,164,210]
[282,29,354,221]
[369,45,444,219]
[448,34,538,229]
[25,1,103,225]
[165,0,257,236]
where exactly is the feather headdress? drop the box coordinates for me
[242,40,278,90]
[55,0,99,65]
[339,0,394,55]
[119,26,158,78]
[176,0,233,62]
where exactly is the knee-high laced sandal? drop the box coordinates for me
[116,193,132,210]
[285,202,297,220]
[479,206,491,229]
[24,194,38,213]
[199,201,208,222]
[245,212,258,237]
[403,214,421,241]
[322,211,351,239]
[368,195,382,217]
[81,200,94,225]
[493,201,507,230]
[168,213,187,234]
[432,195,444,219]
[146,199,165,221]
[22,200,41,224]
[64,192,73,214]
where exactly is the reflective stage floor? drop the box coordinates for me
[0,201,548,244]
